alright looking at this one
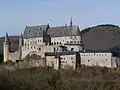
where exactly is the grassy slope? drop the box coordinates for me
[0,66,120,90]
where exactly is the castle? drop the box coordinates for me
[3,18,118,70]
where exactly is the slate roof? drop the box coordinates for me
[23,24,81,39]
[47,25,81,37]
[45,51,78,58]
[23,25,48,39]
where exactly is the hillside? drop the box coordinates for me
[0,24,120,55]
[0,36,19,62]
[0,66,120,90]
[0,36,19,54]
[81,24,120,51]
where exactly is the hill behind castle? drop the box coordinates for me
[0,24,120,56]
[81,24,120,51]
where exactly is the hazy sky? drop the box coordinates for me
[0,0,120,36]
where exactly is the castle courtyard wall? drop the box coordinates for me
[80,52,114,68]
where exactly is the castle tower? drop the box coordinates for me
[3,32,10,62]
[70,17,73,27]
[19,33,23,60]
[69,17,73,37]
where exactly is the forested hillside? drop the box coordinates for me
[0,24,120,60]
[0,66,120,90]
[81,24,120,51]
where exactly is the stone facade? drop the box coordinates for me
[3,19,119,70]
[80,52,115,68]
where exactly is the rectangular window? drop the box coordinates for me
[70,41,73,44]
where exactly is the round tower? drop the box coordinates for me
[3,32,10,62]
[19,33,23,60]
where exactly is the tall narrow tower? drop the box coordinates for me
[3,32,10,62]
[19,33,23,60]
[70,17,73,27]
[70,17,73,37]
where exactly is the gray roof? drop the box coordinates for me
[23,25,48,39]
[45,51,78,57]
[47,25,80,37]
[23,24,81,39]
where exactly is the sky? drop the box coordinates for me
[0,0,120,36]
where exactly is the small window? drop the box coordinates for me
[74,41,76,43]
[54,48,56,52]
[88,60,90,62]
[80,41,82,43]
[78,41,79,43]
[71,48,74,51]
[106,59,108,60]
[67,41,69,44]
[72,61,74,63]
[51,42,53,45]
[54,42,56,45]
[60,42,61,44]
[57,42,59,44]
[71,57,73,60]
[70,41,73,44]
[39,48,41,51]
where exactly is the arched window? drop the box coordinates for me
[57,42,59,44]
